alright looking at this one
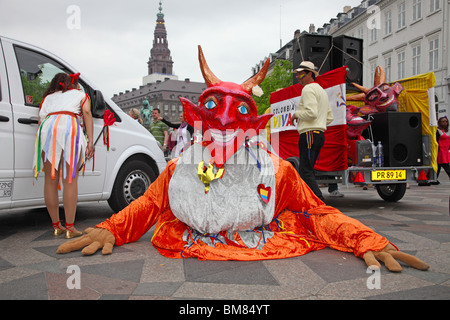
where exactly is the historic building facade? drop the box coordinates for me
[112,2,206,125]
[327,0,449,119]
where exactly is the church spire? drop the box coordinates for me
[147,1,174,77]
[157,1,164,20]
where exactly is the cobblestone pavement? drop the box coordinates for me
[0,175,449,303]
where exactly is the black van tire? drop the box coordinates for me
[107,159,156,212]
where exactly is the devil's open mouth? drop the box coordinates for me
[210,129,239,146]
[377,96,395,107]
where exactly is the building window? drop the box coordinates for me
[429,38,439,70]
[398,2,406,29]
[412,44,421,75]
[358,27,364,39]
[397,50,406,79]
[370,27,377,43]
[413,0,422,21]
[384,56,392,82]
[384,10,392,35]
[430,0,440,13]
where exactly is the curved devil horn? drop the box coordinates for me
[241,59,270,93]
[347,92,366,101]
[198,45,221,87]
[352,82,370,94]
[374,66,386,86]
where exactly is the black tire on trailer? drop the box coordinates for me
[376,183,407,202]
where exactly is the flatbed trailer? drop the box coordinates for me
[286,157,437,202]
[271,69,439,203]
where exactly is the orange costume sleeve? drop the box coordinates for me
[96,155,389,260]
[96,159,177,246]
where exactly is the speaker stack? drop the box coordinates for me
[332,35,363,91]
[370,112,423,167]
[293,34,333,84]
[292,34,363,90]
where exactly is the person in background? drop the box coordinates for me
[166,128,176,155]
[128,108,143,125]
[160,113,194,158]
[33,72,94,238]
[328,182,344,197]
[148,108,169,154]
[292,61,334,201]
[433,116,450,184]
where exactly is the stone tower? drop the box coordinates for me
[143,1,177,85]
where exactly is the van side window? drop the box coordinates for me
[14,46,86,107]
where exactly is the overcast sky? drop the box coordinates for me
[0,0,363,98]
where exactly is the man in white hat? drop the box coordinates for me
[292,61,334,201]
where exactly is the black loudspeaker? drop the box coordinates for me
[293,34,332,84]
[332,35,363,91]
[370,112,423,167]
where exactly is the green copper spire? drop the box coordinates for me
[157,1,164,19]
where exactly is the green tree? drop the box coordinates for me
[21,72,49,106]
[254,59,293,115]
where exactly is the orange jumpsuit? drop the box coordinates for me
[96,153,389,261]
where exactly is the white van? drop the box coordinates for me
[0,36,167,213]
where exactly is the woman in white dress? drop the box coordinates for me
[33,73,94,238]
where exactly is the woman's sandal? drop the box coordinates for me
[52,221,66,236]
[64,223,83,239]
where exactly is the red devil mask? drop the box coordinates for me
[349,66,403,115]
[180,46,273,166]
[365,82,403,113]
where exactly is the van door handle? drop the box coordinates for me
[0,115,9,122]
[18,117,39,125]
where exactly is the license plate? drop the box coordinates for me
[371,170,407,181]
[0,181,13,198]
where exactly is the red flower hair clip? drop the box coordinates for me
[68,73,80,84]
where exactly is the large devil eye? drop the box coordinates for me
[204,97,218,110]
[237,103,249,115]
[367,92,379,102]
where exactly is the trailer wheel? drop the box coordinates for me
[376,183,407,202]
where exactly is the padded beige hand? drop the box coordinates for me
[363,243,429,272]
[56,228,115,255]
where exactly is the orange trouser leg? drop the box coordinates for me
[301,207,389,258]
